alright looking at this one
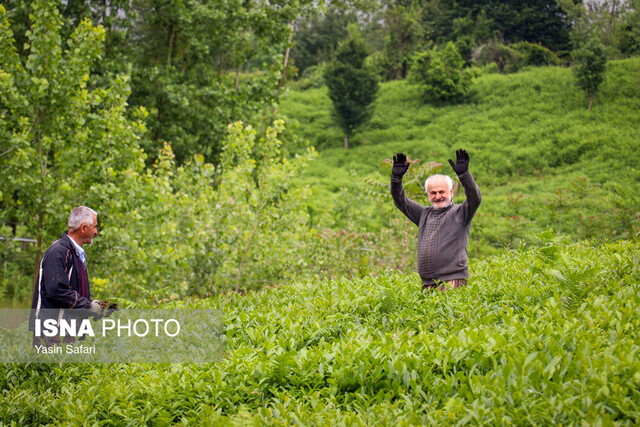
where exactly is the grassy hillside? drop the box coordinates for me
[280,58,640,253]
[2,239,639,424]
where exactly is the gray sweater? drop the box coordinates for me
[391,171,481,284]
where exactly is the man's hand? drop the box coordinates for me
[392,153,410,178]
[89,300,104,317]
[448,149,469,175]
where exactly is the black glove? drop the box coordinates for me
[392,153,410,178]
[448,149,469,175]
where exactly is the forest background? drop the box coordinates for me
[1,0,639,305]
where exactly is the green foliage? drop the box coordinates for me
[473,39,562,73]
[617,1,640,56]
[472,39,523,73]
[291,7,357,75]
[572,40,607,110]
[2,3,375,302]
[380,2,426,80]
[324,34,379,148]
[430,0,571,55]
[93,120,318,299]
[280,58,640,255]
[409,42,475,103]
[124,0,311,163]
[452,10,496,63]
[2,240,640,423]
[2,0,318,165]
[560,0,639,58]
[511,41,562,67]
[0,0,145,298]
[291,63,327,90]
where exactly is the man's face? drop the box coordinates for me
[427,177,454,210]
[79,215,99,245]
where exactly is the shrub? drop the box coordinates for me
[471,39,523,73]
[572,40,607,111]
[409,42,475,103]
[511,41,561,67]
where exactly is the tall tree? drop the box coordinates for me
[324,34,379,148]
[559,0,639,57]
[0,0,145,281]
[2,0,318,164]
[126,0,313,163]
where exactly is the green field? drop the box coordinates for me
[280,58,640,254]
[2,239,639,424]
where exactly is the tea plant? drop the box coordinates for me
[1,239,639,424]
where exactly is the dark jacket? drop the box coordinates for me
[29,232,92,330]
[391,171,481,284]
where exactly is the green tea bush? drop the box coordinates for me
[1,240,639,424]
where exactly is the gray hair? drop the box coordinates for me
[68,206,97,231]
[424,174,453,193]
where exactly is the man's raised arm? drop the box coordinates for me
[448,149,481,223]
[390,153,423,226]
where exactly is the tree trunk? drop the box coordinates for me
[278,20,295,90]
[588,96,594,111]
[344,133,349,149]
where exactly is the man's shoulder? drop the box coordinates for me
[450,203,467,215]
[43,234,73,258]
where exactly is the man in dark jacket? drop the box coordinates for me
[30,206,103,342]
[391,149,481,290]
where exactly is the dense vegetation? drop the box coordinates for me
[2,239,639,424]
[1,2,639,424]
[281,57,640,258]
[2,0,640,305]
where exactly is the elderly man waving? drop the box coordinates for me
[390,149,481,290]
